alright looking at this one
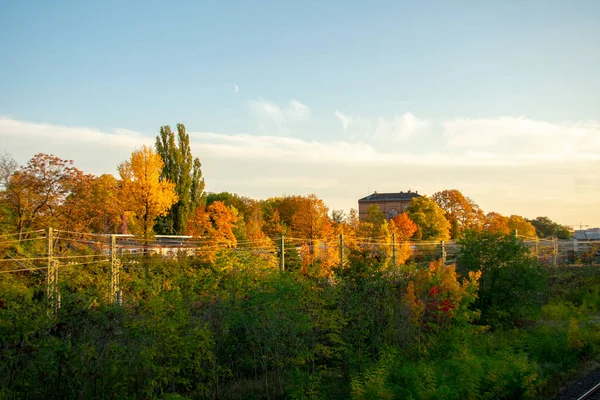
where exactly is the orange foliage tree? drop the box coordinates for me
[186,201,237,263]
[403,260,480,342]
[118,146,178,241]
[390,213,418,265]
[484,212,510,234]
[432,189,485,237]
[0,153,81,238]
[61,173,121,234]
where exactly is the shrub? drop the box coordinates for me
[456,231,547,328]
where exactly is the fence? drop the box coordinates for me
[1,228,599,312]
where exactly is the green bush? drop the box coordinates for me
[456,231,547,328]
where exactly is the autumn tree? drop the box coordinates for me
[155,124,205,235]
[390,213,418,241]
[206,192,264,243]
[355,205,387,242]
[406,196,451,241]
[61,174,121,234]
[389,213,418,264]
[288,195,333,241]
[483,212,510,234]
[507,215,536,238]
[118,146,178,241]
[186,201,237,263]
[262,208,284,237]
[432,189,484,237]
[0,153,81,238]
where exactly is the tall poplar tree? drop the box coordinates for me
[155,124,205,234]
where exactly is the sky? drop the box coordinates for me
[1,0,599,227]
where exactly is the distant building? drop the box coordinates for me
[358,190,422,221]
[575,228,600,241]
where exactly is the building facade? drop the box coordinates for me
[358,191,422,221]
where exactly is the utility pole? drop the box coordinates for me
[279,234,285,272]
[46,227,59,313]
[110,235,121,305]
[440,240,446,265]
[339,234,344,268]
[392,233,397,267]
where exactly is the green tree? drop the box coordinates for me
[365,204,385,228]
[529,216,571,239]
[456,230,547,328]
[406,196,451,241]
[155,124,205,234]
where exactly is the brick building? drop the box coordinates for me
[358,190,422,221]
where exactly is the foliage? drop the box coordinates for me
[507,215,536,238]
[290,194,333,241]
[1,150,598,399]
[484,212,510,235]
[186,201,238,263]
[61,173,121,234]
[529,216,571,239]
[406,196,451,241]
[457,230,547,328]
[155,124,206,235]
[0,153,81,238]
[432,189,484,236]
[118,146,178,241]
[1,245,599,399]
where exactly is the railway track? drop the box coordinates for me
[556,367,600,400]
[578,381,600,400]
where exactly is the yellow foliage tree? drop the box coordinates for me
[118,146,178,241]
[507,215,536,238]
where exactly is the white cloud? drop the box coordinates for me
[3,116,600,175]
[443,116,600,157]
[334,111,429,142]
[0,117,151,175]
[373,113,429,142]
[334,110,353,131]
[250,99,310,126]
[1,116,600,226]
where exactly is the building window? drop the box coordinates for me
[388,208,398,220]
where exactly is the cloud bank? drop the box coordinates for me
[1,114,599,226]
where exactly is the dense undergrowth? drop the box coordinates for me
[1,232,599,399]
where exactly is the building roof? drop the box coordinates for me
[575,228,600,240]
[358,191,422,202]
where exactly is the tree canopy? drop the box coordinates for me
[528,216,571,239]
[432,189,484,236]
[155,124,205,235]
[406,196,451,241]
[118,146,178,240]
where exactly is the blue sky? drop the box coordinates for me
[1,1,599,226]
